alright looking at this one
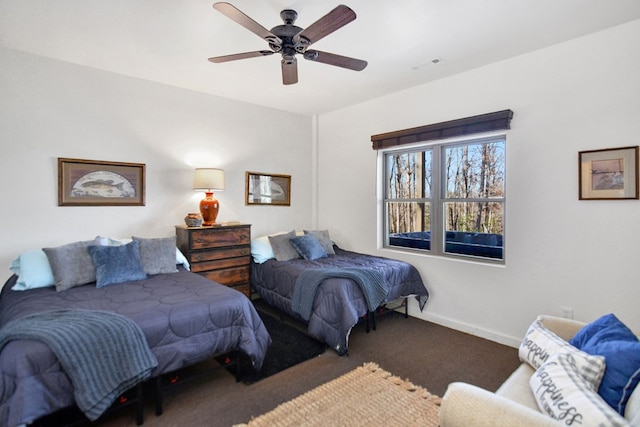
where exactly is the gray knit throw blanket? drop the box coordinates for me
[292,268,388,321]
[0,309,157,421]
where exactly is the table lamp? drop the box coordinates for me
[193,168,225,226]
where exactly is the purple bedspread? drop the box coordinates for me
[0,270,270,427]
[251,246,428,354]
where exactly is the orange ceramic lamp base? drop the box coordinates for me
[199,192,220,226]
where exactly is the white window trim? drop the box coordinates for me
[378,131,507,264]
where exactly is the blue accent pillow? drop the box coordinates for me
[570,313,640,415]
[88,241,147,288]
[570,313,637,347]
[290,234,327,261]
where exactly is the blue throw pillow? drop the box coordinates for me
[289,234,327,261]
[88,241,147,288]
[570,313,637,347]
[570,313,640,415]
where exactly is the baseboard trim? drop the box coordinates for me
[398,306,521,348]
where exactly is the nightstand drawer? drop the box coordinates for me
[191,255,251,273]
[176,224,252,299]
[201,266,249,285]
[190,247,250,263]
[190,228,250,249]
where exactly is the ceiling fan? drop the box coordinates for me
[208,2,368,85]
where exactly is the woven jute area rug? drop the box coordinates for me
[235,362,441,427]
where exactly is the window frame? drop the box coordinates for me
[381,133,507,264]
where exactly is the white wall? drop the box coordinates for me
[0,47,313,280]
[2,20,639,348]
[316,20,640,346]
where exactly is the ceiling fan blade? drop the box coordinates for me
[208,50,274,63]
[295,5,356,46]
[213,2,282,46]
[281,58,298,85]
[303,50,367,71]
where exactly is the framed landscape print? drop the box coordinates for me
[58,158,146,206]
[245,171,291,206]
[578,146,639,200]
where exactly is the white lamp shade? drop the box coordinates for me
[193,168,225,191]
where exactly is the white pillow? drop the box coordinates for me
[531,353,631,427]
[251,235,275,264]
[10,249,55,290]
[251,231,290,264]
[176,248,190,270]
[519,318,605,390]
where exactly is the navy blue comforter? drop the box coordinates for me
[0,270,270,427]
[251,246,428,354]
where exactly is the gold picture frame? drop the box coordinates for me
[578,146,639,200]
[245,171,291,206]
[58,158,146,206]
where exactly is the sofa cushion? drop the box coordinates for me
[496,363,539,410]
[625,385,640,425]
[531,353,630,427]
[519,318,605,390]
[569,313,640,416]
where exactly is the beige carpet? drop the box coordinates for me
[234,362,441,427]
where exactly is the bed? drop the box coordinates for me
[0,237,270,427]
[250,230,429,355]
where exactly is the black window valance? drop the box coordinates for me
[371,109,513,150]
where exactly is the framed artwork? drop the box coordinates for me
[58,158,146,206]
[245,171,291,206]
[578,146,639,200]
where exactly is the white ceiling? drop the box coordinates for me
[2,1,640,115]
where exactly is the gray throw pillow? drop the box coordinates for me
[268,230,300,261]
[132,236,178,275]
[43,238,102,291]
[88,241,147,288]
[303,229,336,255]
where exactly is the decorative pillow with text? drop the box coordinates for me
[531,353,630,427]
[519,318,605,390]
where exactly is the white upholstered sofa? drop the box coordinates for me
[440,315,640,426]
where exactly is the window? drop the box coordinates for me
[383,136,506,262]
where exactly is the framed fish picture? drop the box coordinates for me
[58,158,145,206]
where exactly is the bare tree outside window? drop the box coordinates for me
[384,137,505,261]
[385,150,431,234]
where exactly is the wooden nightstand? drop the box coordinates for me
[175,224,251,297]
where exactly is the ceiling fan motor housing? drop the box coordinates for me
[270,9,308,57]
